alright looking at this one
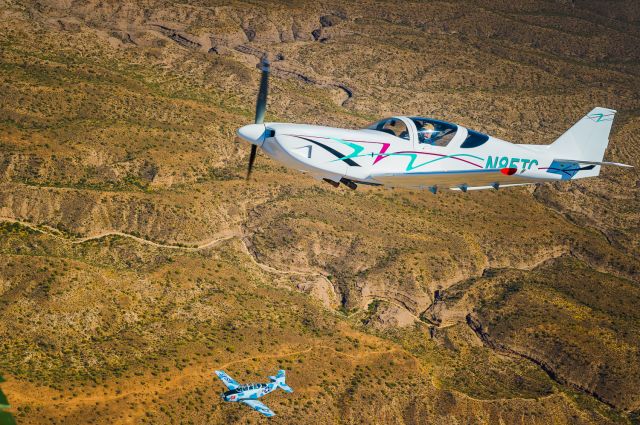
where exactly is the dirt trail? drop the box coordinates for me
[1,215,337,287]
[237,236,331,278]
[0,217,238,251]
[0,216,440,328]
[72,229,238,250]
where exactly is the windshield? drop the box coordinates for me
[367,118,410,140]
[411,117,458,146]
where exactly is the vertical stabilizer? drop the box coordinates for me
[275,370,293,393]
[547,107,616,178]
[549,107,616,162]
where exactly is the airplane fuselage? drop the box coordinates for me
[222,381,277,402]
[239,116,577,192]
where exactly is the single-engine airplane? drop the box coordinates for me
[215,369,293,417]
[237,55,631,192]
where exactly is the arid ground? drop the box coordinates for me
[0,0,639,423]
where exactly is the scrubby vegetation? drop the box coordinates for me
[0,0,638,423]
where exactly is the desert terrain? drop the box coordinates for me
[0,0,639,423]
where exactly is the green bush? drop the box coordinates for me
[0,375,16,425]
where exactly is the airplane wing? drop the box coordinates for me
[371,170,545,191]
[449,183,534,191]
[214,370,240,390]
[242,399,275,417]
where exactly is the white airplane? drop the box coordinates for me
[238,56,631,192]
[215,369,293,417]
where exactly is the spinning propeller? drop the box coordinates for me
[246,54,270,180]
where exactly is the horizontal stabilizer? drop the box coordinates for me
[554,159,633,168]
[545,158,633,180]
[279,383,294,393]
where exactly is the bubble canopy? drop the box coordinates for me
[366,117,411,140]
[410,117,458,146]
[366,117,459,146]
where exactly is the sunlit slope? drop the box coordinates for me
[1,222,620,425]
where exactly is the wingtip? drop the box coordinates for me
[604,161,633,168]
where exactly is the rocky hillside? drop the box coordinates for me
[0,0,638,423]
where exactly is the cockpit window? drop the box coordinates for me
[411,117,458,147]
[367,118,410,140]
[460,129,489,148]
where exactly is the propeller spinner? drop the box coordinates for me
[242,54,270,180]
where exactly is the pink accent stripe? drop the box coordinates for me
[373,144,390,164]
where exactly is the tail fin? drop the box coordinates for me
[547,107,617,178]
[550,107,616,161]
[275,370,293,393]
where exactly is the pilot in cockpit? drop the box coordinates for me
[416,122,439,145]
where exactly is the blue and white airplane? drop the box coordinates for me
[215,369,293,417]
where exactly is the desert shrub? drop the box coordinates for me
[0,375,16,425]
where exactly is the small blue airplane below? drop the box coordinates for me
[215,369,293,417]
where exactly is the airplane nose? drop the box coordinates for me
[237,124,266,146]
